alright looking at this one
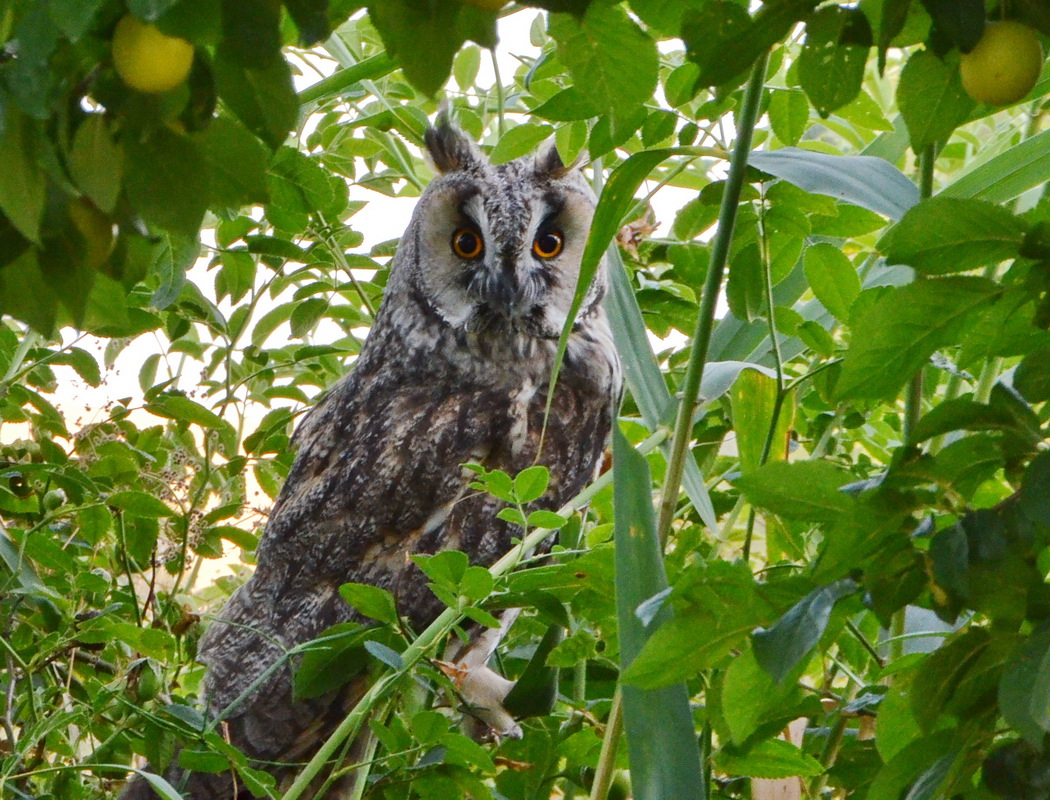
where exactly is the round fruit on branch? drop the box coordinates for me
[112,15,194,94]
[960,20,1044,106]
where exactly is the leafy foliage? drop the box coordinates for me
[3,1,1050,799]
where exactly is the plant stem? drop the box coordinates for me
[902,145,936,447]
[655,51,770,543]
[974,356,1002,403]
[742,189,789,563]
[491,48,506,137]
[114,513,142,627]
[298,52,397,105]
[589,689,624,800]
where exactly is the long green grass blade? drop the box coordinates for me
[941,128,1050,203]
[547,146,721,419]
[613,427,705,800]
[298,52,397,104]
[606,246,718,531]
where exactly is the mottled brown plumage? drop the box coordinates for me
[122,120,621,799]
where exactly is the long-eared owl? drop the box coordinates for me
[122,118,622,799]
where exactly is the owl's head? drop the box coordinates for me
[388,119,605,343]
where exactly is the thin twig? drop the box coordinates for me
[655,52,771,545]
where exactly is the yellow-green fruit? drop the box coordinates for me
[131,660,163,703]
[463,0,506,11]
[960,20,1044,106]
[68,199,115,268]
[112,15,194,93]
[42,489,66,512]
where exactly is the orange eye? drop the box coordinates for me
[451,228,483,259]
[533,230,564,259]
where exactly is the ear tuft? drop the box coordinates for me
[534,141,583,179]
[425,113,483,174]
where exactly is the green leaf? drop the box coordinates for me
[50,346,102,387]
[605,247,719,531]
[623,561,772,688]
[768,90,809,146]
[107,490,173,517]
[735,460,854,523]
[284,0,330,45]
[201,116,270,208]
[459,566,494,602]
[0,111,45,243]
[716,738,824,778]
[684,0,821,90]
[514,465,550,504]
[268,146,335,216]
[503,623,562,718]
[136,771,186,800]
[149,232,199,310]
[48,0,102,41]
[752,578,859,684]
[452,46,481,91]
[836,277,1000,400]
[364,640,404,670]
[69,114,124,213]
[749,148,919,221]
[497,507,527,526]
[412,550,469,588]
[1000,621,1050,743]
[922,0,984,52]
[125,127,209,237]
[911,390,1041,444]
[339,583,399,625]
[726,242,764,322]
[729,369,793,473]
[214,44,298,149]
[879,197,1026,275]
[146,394,227,429]
[552,147,706,423]
[804,243,861,321]
[489,123,554,166]
[298,52,397,105]
[369,1,497,96]
[178,748,230,774]
[527,510,568,529]
[875,0,916,73]
[293,622,370,700]
[721,645,807,744]
[1015,346,1050,402]
[613,428,705,800]
[798,6,871,116]
[897,49,975,153]
[217,250,255,304]
[531,86,601,122]
[548,3,659,131]
[932,435,1004,498]
[910,627,990,731]
[866,731,957,800]
[876,673,922,761]
[943,128,1050,203]
[630,0,707,36]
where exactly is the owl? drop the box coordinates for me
[122,118,621,799]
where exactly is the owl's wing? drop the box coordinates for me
[198,362,513,704]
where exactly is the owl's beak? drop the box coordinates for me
[470,256,525,318]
